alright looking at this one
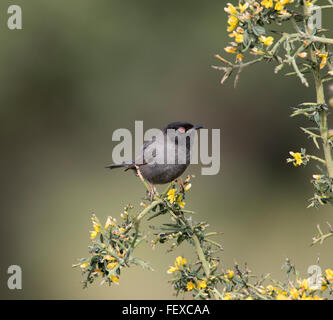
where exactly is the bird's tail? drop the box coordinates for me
[105,162,135,171]
[105,163,124,169]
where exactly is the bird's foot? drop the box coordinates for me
[148,183,157,202]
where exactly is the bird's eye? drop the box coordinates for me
[177,127,186,133]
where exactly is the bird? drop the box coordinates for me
[106,121,202,198]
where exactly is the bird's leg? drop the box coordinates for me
[135,166,156,201]
[148,183,155,202]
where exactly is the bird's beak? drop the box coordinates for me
[194,125,203,130]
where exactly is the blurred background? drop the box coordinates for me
[0,0,332,299]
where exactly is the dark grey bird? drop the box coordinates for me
[106,122,202,195]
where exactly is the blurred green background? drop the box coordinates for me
[0,0,332,299]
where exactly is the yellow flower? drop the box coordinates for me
[90,230,98,239]
[224,3,238,15]
[177,195,186,208]
[245,296,253,300]
[94,268,103,274]
[107,262,118,269]
[301,293,311,300]
[184,183,192,191]
[266,285,277,294]
[259,288,266,295]
[312,174,322,180]
[299,279,309,290]
[259,36,274,46]
[167,189,177,204]
[224,46,237,54]
[261,0,273,8]
[281,0,293,4]
[187,282,196,291]
[298,52,307,58]
[227,269,234,279]
[104,255,115,261]
[119,227,126,232]
[80,263,89,269]
[110,275,119,284]
[227,16,239,32]
[305,0,313,7]
[236,27,244,34]
[289,287,299,299]
[318,53,328,69]
[105,216,114,230]
[278,9,290,16]
[325,269,333,282]
[235,34,244,43]
[251,47,264,55]
[168,256,187,273]
[236,53,244,62]
[223,293,232,300]
[239,2,249,13]
[274,1,284,11]
[289,151,303,167]
[175,256,187,266]
[197,280,207,290]
[167,265,179,273]
[277,289,288,296]
[210,262,217,270]
[93,223,100,233]
[229,31,243,43]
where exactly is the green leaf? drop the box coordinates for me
[252,25,266,36]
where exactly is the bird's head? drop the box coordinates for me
[163,122,203,134]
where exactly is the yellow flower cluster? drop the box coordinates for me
[90,215,101,239]
[197,280,207,290]
[187,281,196,291]
[224,2,247,52]
[326,269,333,282]
[321,269,333,291]
[259,35,274,46]
[167,256,208,293]
[287,151,303,167]
[261,0,295,11]
[219,269,333,300]
[223,1,287,59]
[186,279,208,291]
[104,215,116,230]
[167,256,187,273]
[223,269,235,282]
[167,188,186,208]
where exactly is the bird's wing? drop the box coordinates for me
[134,136,157,166]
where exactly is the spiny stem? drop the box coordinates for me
[192,234,211,278]
[192,234,220,300]
[136,172,222,299]
[308,155,326,164]
[311,223,333,245]
[307,35,333,45]
[303,5,333,179]
[136,199,163,222]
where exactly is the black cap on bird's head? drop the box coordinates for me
[163,122,203,134]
